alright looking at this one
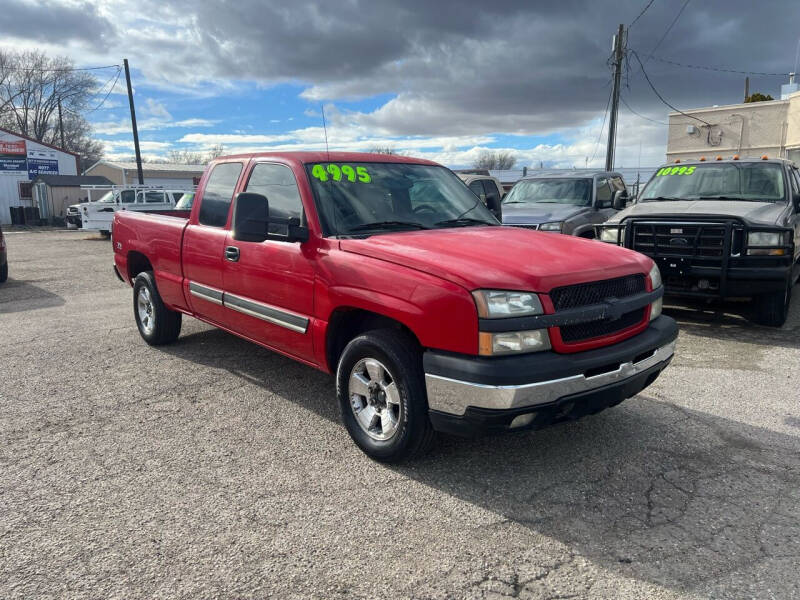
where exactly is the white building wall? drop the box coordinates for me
[0,131,77,224]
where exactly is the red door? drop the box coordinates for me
[183,160,244,326]
[222,161,316,363]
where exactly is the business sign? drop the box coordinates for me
[27,148,59,178]
[0,140,27,174]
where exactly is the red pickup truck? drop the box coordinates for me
[112,152,677,461]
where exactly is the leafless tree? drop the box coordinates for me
[369,145,400,155]
[472,150,517,170]
[0,49,104,170]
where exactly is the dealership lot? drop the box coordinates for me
[1,230,799,599]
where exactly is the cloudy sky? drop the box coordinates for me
[2,0,799,168]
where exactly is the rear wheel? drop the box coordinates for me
[0,260,7,283]
[752,283,791,327]
[133,271,182,345]
[336,329,434,462]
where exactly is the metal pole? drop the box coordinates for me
[744,76,750,102]
[605,24,624,172]
[57,97,66,149]
[123,59,144,185]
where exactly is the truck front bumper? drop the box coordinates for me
[424,315,678,436]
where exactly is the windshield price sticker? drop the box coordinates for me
[656,166,696,176]
[311,164,372,183]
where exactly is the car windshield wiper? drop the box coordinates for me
[503,200,527,204]
[434,217,494,228]
[346,220,431,233]
[695,195,769,202]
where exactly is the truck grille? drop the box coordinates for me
[549,274,646,344]
[631,221,732,267]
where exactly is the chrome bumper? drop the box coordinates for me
[424,340,676,416]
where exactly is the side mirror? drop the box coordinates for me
[793,192,800,212]
[232,192,309,243]
[612,190,628,211]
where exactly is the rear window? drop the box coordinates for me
[198,162,243,227]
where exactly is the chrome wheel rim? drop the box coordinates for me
[137,286,155,335]
[348,358,402,441]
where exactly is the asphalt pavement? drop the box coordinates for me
[1,230,799,599]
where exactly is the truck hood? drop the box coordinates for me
[501,203,589,225]
[609,200,788,226]
[340,227,651,293]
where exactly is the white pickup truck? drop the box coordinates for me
[78,188,190,235]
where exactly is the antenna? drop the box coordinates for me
[320,103,330,161]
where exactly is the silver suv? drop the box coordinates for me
[502,170,627,237]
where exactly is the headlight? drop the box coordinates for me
[747,231,788,255]
[648,263,662,290]
[538,221,563,232]
[599,225,624,244]
[648,263,663,321]
[479,330,551,356]
[472,290,544,319]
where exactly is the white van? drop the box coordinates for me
[80,188,189,235]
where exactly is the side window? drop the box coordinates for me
[145,191,165,203]
[789,168,800,195]
[468,180,485,199]
[610,176,626,193]
[596,177,613,208]
[482,180,501,203]
[120,190,135,204]
[172,192,184,203]
[244,163,303,233]
[198,162,244,227]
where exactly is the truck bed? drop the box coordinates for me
[113,210,191,312]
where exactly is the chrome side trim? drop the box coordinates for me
[189,281,224,306]
[425,340,676,416]
[223,292,309,334]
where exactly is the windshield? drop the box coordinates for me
[305,162,498,236]
[641,163,786,202]
[97,191,115,203]
[503,178,592,206]
[174,192,195,210]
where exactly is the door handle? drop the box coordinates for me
[225,246,240,262]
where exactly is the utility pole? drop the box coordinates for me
[744,76,750,102]
[605,23,624,172]
[56,97,66,149]
[123,58,144,185]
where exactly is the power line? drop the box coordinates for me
[619,94,668,125]
[84,68,122,113]
[590,85,614,164]
[1,64,120,73]
[629,49,711,126]
[644,0,690,64]
[629,0,657,28]
[646,54,789,77]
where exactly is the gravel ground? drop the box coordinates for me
[1,229,799,600]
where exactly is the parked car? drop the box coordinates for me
[81,188,188,235]
[456,173,504,219]
[112,152,677,462]
[596,157,800,326]
[502,170,628,237]
[0,224,7,283]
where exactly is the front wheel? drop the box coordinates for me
[133,271,182,345]
[336,329,434,462]
[752,283,791,327]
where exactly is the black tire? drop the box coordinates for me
[336,329,435,462]
[0,260,7,283]
[133,271,182,345]
[752,283,791,327]
[100,230,111,239]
